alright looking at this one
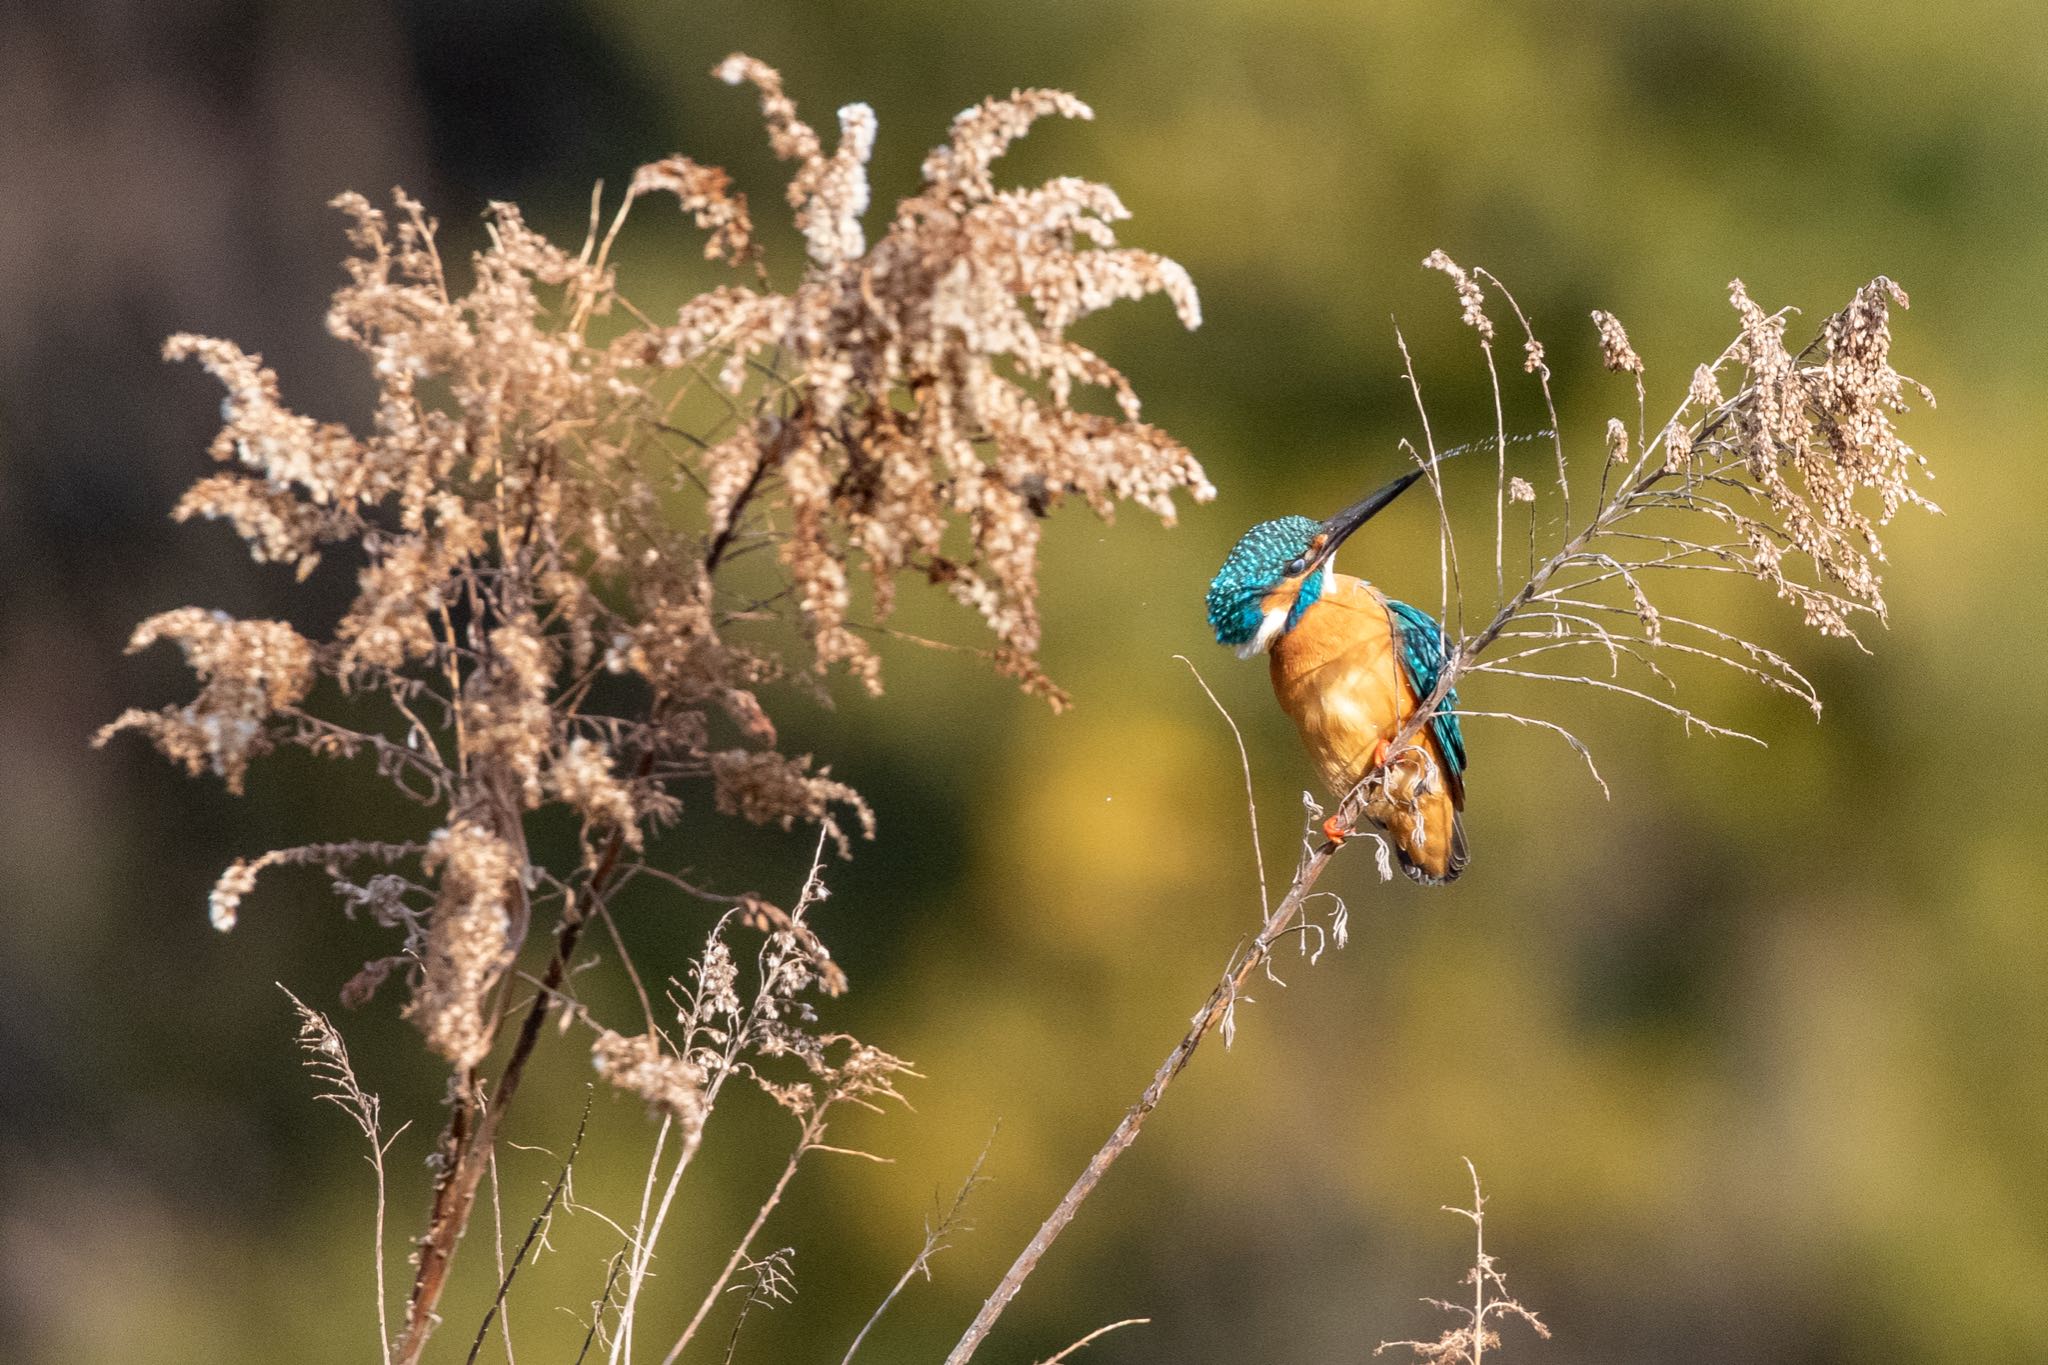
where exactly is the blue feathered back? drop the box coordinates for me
[1385,598,1466,782]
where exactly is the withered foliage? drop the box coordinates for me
[1719,276,1935,636]
[1376,1165,1547,1365]
[96,56,1205,1361]
[1399,255,1938,808]
[99,53,1206,1055]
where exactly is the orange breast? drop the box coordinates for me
[1267,574,1464,882]
[1267,574,1406,796]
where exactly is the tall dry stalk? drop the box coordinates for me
[99,56,1208,1363]
[283,987,407,1365]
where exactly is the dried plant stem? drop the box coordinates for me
[486,1153,515,1364]
[662,1109,830,1364]
[402,1072,481,1362]
[374,1144,396,1365]
[610,1113,706,1365]
[1036,1318,1151,1363]
[464,1095,591,1365]
[282,988,401,1365]
[575,1250,631,1365]
[399,761,646,1365]
[1484,337,1507,603]
[398,923,578,1362]
[1468,1165,1488,1365]
[1376,1160,1546,1364]
[1174,656,1268,918]
[614,833,837,1364]
[840,1134,993,1365]
[944,837,1338,1365]
[1393,327,1459,632]
[601,1116,669,1361]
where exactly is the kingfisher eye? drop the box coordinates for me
[1282,556,1308,577]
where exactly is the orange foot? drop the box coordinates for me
[1369,736,1390,771]
[1322,814,1349,846]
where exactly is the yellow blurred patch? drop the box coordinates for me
[995,711,1248,951]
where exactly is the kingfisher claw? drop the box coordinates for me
[1321,814,1349,846]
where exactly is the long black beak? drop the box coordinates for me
[1301,466,1428,573]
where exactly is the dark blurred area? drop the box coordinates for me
[2,2,2043,1363]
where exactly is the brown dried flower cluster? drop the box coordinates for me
[99,52,1205,1047]
[1408,251,1938,785]
[95,57,1205,1360]
[99,608,313,792]
[1423,249,1495,343]
[408,819,520,1069]
[1589,308,1644,376]
[591,1029,708,1132]
[1715,276,1935,635]
[631,57,1212,702]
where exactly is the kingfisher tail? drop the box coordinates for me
[1396,809,1467,886]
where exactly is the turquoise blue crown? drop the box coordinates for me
[1206,516,1323,647]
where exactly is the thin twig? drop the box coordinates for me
[1394,326,1460,633]
[464,1092,592,1365]
[1174,656,1268,920]
[841,1130,997,1365]
[487,1152,516,1363]
[1036,1318,1151,1364]
[662,1112,826,1363]
[281,987,399,1365]
[572,1248,631,1365]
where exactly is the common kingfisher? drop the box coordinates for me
[1206,468,1468,885]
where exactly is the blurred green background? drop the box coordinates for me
[2,1,2042,1362]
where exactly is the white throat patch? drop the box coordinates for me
[1236,604,1292,659]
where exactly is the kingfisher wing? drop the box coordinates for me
[1385,599,1466,806]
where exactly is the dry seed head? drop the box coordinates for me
[94,609,315,793]
[1663,421,1694,474]
[207,853,281,932]
[407,820,520,1070]
[592,1030,708,1131]
[547,738,643,851]
[458,615,557,808]
[1688,363,1723,410]
[1422,250,1494,342]
[1723,276,1933,634]
[626,156,754,265]
[1590,309,1645,375]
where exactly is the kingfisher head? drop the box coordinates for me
[1206,466,1427,658]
